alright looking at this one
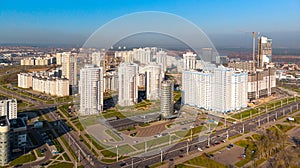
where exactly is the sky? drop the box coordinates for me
[0,0,300,48]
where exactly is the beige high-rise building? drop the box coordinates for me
[62,52,77,86]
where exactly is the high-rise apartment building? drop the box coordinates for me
[79,65,104,115]
[145,64,162,100]
[118,63,139,106]
[62,52,77,86]
[257,36,272,68]
[182,66,248,113]
[161,80,174,118]
[183,52,197,70]
[0,99,17,120]
[155,50,167,73]
[0,116,10,166]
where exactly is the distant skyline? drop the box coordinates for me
[1,0,300,48]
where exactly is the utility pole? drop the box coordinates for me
[224,113,227,128]
[116,145,119,162]
[187,139,190,155]
[160,148,163,163]
[242,124,245,134]
[226,130,229,140]
[132,158,134,168]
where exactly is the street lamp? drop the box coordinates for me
[186,138,190,155]
[116,145,119,162]
[160,148,163,163]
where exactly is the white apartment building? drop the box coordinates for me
[182,66,248,113]
[0,98,17,120]
[32,76,69,97]
[79,65,104,115]
[118,63,139,106]
[183,52,197,70]
[145,64,163,100]
[18,73,33,88]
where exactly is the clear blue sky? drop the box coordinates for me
[0,0,299,48]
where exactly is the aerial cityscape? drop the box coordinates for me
[0,1,300,168]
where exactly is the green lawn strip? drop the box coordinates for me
[102,108,126,119]
[58,105,71,118]
[48,162,74,168]
[149,162,165,168]
[36,149,44,157]
[275,124,295,132]
[184,154,227,168]
[84,134,108,150]
[133,136,169,151]
[62,153,71,161]
[228,134,242,140]
[9,151,37,166]
[81,137,99,157]
[104,129,122,141]
[102,144,136,157]
[175,164,197,168]
[60,136,77,161]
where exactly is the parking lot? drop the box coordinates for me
[212,145,244,166]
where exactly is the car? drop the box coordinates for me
[221,140,226,143]
[179,154,184,158]
[209,154,214,158]
[169,158,174,161]
[180,149,184,152]
[241,154,246,158]
[205,146,210,148]
[119,162,126,167]
[229,143,234,147]
[197,147,203,151]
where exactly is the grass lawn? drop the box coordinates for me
[62,153,71,161]
[234,139,256,167]
[275,124,294,132]
[228,134,242,140]
[105,129,122,141]
[175,164,198,168]
[84,134,109,150]
[48,162,74,168]
[185,154,227,168]
[9,151,37,166]
[133,136,170,150]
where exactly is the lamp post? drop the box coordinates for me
[116,145,119,162]
[187,138,190,155]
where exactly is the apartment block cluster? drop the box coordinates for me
[17,52,79,97]
[0,99,27,166]
[79,47,174,118]
[181,35,276,113]
[182,56,248,113]
[20,55,56,66]
[18,70,69,97]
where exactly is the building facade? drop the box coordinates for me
[161,80,174,118]
[0,116,10,166]
[0,99,17,120]
[182,66,248,113]
[118,63,138,106]
[79,65,104,115]
[145,64,162,100]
